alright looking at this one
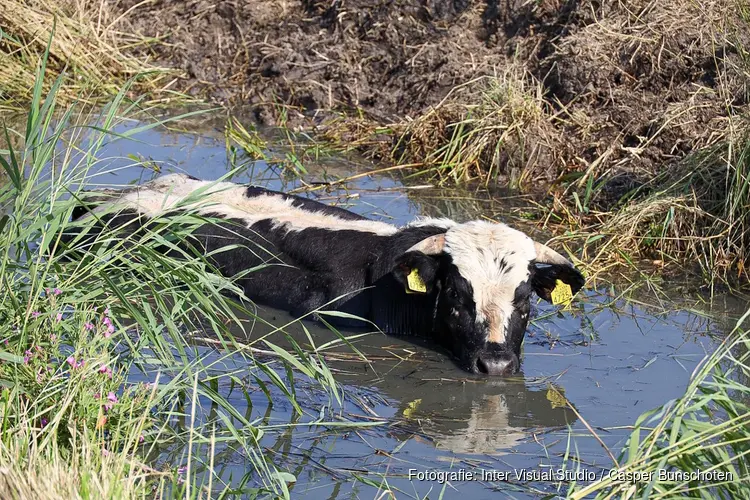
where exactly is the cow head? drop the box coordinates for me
[392,221,585,376]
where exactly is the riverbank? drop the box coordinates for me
[3,0,749,284]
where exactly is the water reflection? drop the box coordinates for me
[223,302,578,457]
[390,382,576,456]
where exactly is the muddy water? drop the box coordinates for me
[82,118,743,499]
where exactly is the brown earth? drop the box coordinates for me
[115,0,749,192]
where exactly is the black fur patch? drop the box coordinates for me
[506,280,533,358]
[244,186,368,221]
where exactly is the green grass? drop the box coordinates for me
[225,115,353,183]
[0,42,374,499]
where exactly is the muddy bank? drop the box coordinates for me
[116,0,748,187]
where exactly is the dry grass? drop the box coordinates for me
[322,67,563,188]
[0,427,166,500]
[0,0,178,110]
[536,117,750,287]
[392,69,562,186]
[315,0,748,194]
[550,0,747,170]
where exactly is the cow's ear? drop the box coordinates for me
[392,252,441,295]
[530,263,585,303]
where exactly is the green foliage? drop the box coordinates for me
[0,37,362,499]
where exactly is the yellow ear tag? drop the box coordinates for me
[550,279,573,305]
[405,268,427,294]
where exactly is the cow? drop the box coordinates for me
[64,174,585,376]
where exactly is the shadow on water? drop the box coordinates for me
[45,113,747,498]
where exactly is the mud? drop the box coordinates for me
[116,0,749,188]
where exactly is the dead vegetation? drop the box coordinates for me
[323,68,567,187]
[0,0,178,110]
[547,0,749,174]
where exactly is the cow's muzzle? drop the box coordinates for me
[472,346,518,376]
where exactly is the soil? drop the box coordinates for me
[116,0,749,192]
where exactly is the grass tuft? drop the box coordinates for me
[321,68,561,187]
[541,119,750,287]
[0,0,179,111]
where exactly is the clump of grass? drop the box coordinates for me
[226,115,353,181]
[540,118,750,287]
[321,67,562,187]
[396,69,561,186]
[0,0,176,111]
[226,116,269,161]
[612,122,750,282]
[0,422,167,499]
[569,308,750,499]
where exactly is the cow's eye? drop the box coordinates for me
[449,288,459,300]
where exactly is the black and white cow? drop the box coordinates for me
[67,174,585,376]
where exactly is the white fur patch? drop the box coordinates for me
[407,217,458,230]
[442,220,537,344]
[92,174,398,236]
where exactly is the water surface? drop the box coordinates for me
[72,115,743,498]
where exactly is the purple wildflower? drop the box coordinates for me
[84,322,94,331]
[103,317,112,327]
[99,365,113,378]
[104,391,118,411]
[31,311,41,318]
[93,392,100,399]
[104,323,115,338]
[104,307,110,316]
[55,313,63,322]
[139,435,145,443]
[53,288,62,296]
[40,418,48,428]
[24,350,32,364]
[66,356,84,370]
[177,466,187,475]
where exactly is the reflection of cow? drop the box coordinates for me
[390,382,577,456]
[434,394,531,455]
[65,174,584,376]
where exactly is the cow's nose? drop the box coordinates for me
[475,352,517,376]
